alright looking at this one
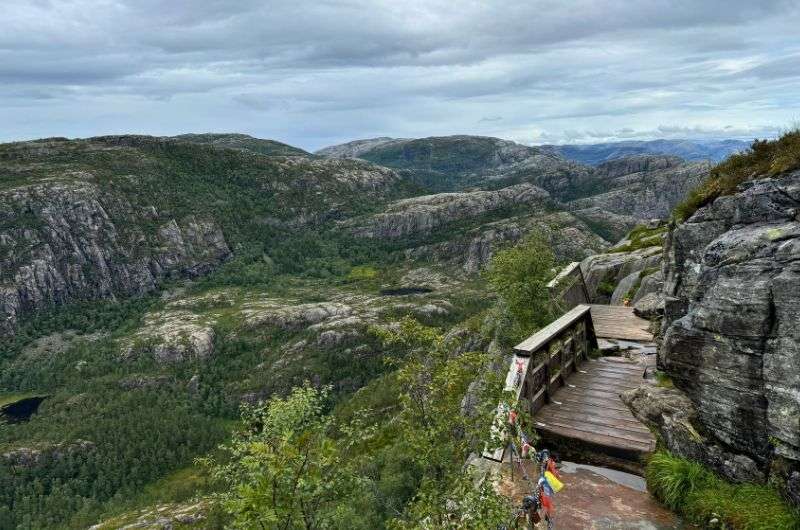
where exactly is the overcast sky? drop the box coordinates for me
[2,1,798,150]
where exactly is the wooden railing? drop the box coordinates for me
[484,304,598,461]
[509,304,597,415]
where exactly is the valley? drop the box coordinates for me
[1,132,798,529]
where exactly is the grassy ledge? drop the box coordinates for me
[674,130,800,222]
[646,451,800,529]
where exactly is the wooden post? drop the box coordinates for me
[544,342,551,403]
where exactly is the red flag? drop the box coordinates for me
[541,493,555,515]
[547,458,561,479]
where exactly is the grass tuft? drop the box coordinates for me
[646,451,800,529]
[674,130,800,222]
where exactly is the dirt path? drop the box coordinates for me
[497,459,684,529]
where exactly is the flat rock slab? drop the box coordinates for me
[498,460,682,529]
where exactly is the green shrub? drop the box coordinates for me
[647,451,800,529]
[597,281,616,296]
[674,130,800,222]
[608,224,667,253]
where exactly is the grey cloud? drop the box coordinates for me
[0,1,798,149]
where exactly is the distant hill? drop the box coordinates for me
[315,135,709,219]
[316,135,588,193]
[174,133,309,157]
[543,138,751,165]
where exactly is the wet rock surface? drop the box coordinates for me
[496,458,679,529]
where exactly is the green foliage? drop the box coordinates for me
[674,130,800,222]
[596,281,616,297]
[202,385,368,529]
[654,372,674,389]
[647,451,800,529]
[0,387,228,530]
[484,233,557,344]
[207,318,509,529]
[608,224,667,253]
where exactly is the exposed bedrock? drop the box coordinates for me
[636,170,800,502]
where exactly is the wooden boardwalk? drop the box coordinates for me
[488,304,657,462]
[589,304,653,342]
[534,357,656,454]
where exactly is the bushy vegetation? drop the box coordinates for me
[204,318,510,529]
[674,130,800,221]
[647,451,800,529]
[484,233,557,344]
[608,223,667,253]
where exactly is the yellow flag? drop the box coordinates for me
[544,470,564,492]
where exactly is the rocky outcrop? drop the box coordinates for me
[0,180,231,335]
[2,440,96,469]
[404,212,608,272]
[122,310,216,363]
[621,386,764,482]
[89,500,209,530]
[351,183,551,239]
[569,157,709,219]
[656,169,800,499]
[580,246,662,304]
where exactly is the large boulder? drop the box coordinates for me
[622,386,764,483]
[580,246,661,303]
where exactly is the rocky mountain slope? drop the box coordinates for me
[317,135,592,194]
[0,135,408,336]
[567,155,710,219]
[317,135,709,223]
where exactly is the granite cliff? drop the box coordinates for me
[626,169,800,504]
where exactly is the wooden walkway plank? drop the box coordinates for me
[589,305,653,342]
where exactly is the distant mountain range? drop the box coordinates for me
[318,137,751,166]
[540,138,751,165]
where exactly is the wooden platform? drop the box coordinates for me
[590,304,653,342]
[534,357,656,454]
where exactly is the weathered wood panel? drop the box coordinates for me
[589,304,653,341]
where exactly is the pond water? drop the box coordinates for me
[0,396,47,423]
[379,287,433,296]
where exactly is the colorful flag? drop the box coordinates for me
[544,470,564,492]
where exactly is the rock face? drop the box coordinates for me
[0,180,231,336]
[621,386,764,483]
[351,183,608,270]
[568,156,710,219]
[580,246,662,304]
[351,183,551,239]
[656,170,800,499]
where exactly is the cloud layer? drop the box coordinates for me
[2,0,798,149]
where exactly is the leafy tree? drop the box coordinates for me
[202,385,369,529]
[375,318,509,529]
[205,318,510,529]
[484,232,557,344]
